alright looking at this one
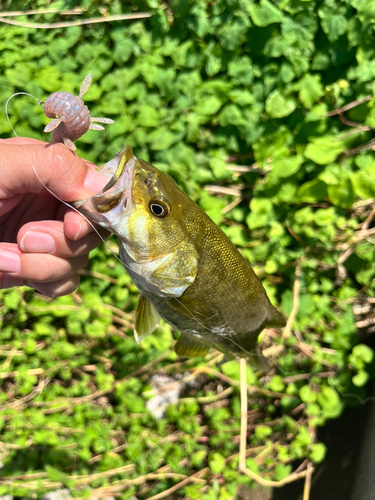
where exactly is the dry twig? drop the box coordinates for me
[205,185,242,196]
[0,8,85,16]
[239,357,248,471]
[326,95,372,116]
[0,12,151,29]
[78,268,118,284]
[283,260,302,339]
[302,461,314,500]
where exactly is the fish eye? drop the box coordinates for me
[149,199,169,218]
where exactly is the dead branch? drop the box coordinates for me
[326,95,372,116]
[0,12,151,29]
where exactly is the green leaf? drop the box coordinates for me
[317,386,341,411]
[350,171,375,199]
[228,56,253,85]
[136,105,159,127]
[351,0,375,20]
[304,136,346,165]
[219,18,249,50]
[3,289,21,309]
[327,178,355,208]
[274,463,292,481]
[267,375,285,392]
[228,89,254,106]
[318,9,348,42]
[185,484,203,499]
[353,370,370,387]
[218,104,244,127]
[206,54,221,76]
[194,95,223,115]
[250,0,284,27]
[5,63,32,88]
[271,155,303,178]
[300,385,317,403]
[247,198,275,229]
[352,344,374,364]
[298,74,324,109]
[310,442,327,463]
[85,320,107,338]
[149,128,178,150]
[298,179,328,202]
[266,90,297,118]
[254,425,272,439]
[113,39,134,64]
[209,452,226,473]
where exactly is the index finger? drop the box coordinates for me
[0,141,107,201]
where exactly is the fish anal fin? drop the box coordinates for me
[174,334,209,358]
[134,295,159,344]
[266,307,286,328]
[246,347,269,372]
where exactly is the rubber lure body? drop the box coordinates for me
[43,74,113,150]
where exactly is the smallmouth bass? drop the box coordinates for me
[75,146,285,368]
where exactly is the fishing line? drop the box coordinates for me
[5,92,128,269]
[5,96,221,339]
[6,93,273,366]
[172,296,262,360]
[339,392,375,406]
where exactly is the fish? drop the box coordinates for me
[74,146,286,369]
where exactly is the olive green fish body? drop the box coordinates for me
[76,146,285,367]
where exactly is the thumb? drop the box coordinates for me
[0,140,107,202]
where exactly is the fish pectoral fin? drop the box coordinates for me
[266,307,286,328]
[151,241,198,292]
[134,295,160,343]
[174,334,209,357]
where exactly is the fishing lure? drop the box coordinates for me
[43,74,114,151]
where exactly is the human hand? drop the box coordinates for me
[0,138,108,297]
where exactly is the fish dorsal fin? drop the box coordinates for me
[151,240,198,297]
[266,307,286,328]
[174,334,209,357]
[134,295,160,344]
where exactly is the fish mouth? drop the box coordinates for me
[73,146,136,228]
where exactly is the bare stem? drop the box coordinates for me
[283,260,302,339]
[239,358,248,471]
[0,12,151,29]
[302,461,314,500]
[326,95,372,116]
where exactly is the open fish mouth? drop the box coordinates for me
[73,146,136,228]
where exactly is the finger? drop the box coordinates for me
[0,243,88,283]
[0,193,25,217]
[0,139,96,168]
[63,209,110,241]
[0,138,48,145]
[28,274,80,298]
[0,273,26,289]
[0,271,80,298]
[17,220,105,258]
[0,141,107,201]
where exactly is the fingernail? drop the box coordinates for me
[84,169,107,194]
[20,231,56,253]
[0,249,21,273]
